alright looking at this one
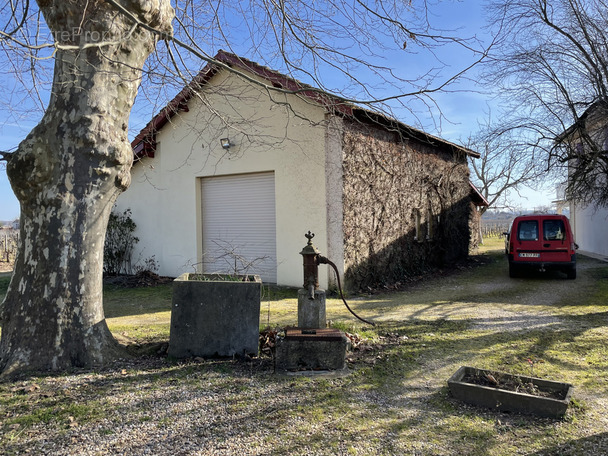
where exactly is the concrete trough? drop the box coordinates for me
[448,366,573,418]
[168,273,261,358]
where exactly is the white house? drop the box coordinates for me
[569,202,608,259]
[117,51,479,290]
[557,102,608,260]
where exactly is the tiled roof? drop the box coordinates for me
[132,50,479,159]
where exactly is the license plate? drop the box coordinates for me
[519,253,540,258]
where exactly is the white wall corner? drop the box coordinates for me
[325,114,345,289]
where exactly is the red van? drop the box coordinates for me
[505,214,577,279]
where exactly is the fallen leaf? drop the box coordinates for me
[25,384,40,393]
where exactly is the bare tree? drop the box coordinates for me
[0,0,174,377]
[467,117,549,214]
[485,0,608,207]
[0,0,483,377]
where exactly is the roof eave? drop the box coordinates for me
[131,50,480,161]
[469,181,489,207]
[348,108,480,158]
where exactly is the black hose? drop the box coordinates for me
[317,256,376,327]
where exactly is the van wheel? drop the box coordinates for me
[509,264,519,278]
[566,268,577,280]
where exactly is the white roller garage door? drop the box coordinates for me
[201,172,277,283]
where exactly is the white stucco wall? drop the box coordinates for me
[117,68,332,288]
[570,201,608,259]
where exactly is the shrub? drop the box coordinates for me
[104,208,139,275]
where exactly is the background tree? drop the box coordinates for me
[484,0,608,206]
[0,0,483,377]
[467,116,549,214]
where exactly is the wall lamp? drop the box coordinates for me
[220,138,233,150]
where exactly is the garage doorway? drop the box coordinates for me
[201,172,277,283]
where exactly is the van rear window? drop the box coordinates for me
[517,220,538,241]
[543,220,566,241]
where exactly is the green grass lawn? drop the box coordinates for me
[2,238,608,455]
[103,283,173,343]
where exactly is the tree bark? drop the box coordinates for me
[0,0,173,378]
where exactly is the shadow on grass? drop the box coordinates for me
[97,251,607,324]
[349,315,608,402]
[103,282,299,320]
[527,432,608,455]
[262,284,299,301]
[103,283,173,318]
[3,313,604,455]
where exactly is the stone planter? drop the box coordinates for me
[168,273,262,358]
[448,366,573,418]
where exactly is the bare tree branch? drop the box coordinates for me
[484,0,608,206]
[468,113,550,213]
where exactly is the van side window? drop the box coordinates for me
[543,220,566,241]
[517,220,538,241]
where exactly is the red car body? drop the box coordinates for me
[505,214,577,279]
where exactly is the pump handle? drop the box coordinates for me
[317,255,376,327]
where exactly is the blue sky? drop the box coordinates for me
[0,0,555,221]
[1,132,25,221]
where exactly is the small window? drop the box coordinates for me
[517,220,538,241]
[543,220,566,241]
[414,209,421,241]
[427,209,434,239]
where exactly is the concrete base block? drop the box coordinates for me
[297,289,326,329]
[275,328,347,371]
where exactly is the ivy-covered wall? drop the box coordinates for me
[341,119,472,291]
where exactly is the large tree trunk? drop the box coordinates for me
[0,0,173,378]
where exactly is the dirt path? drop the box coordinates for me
[366,253,606,329]
[356,253,607,455]
[469,256,605,331]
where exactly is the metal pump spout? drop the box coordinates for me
[298,230,375,326]
[300,231,320,299]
